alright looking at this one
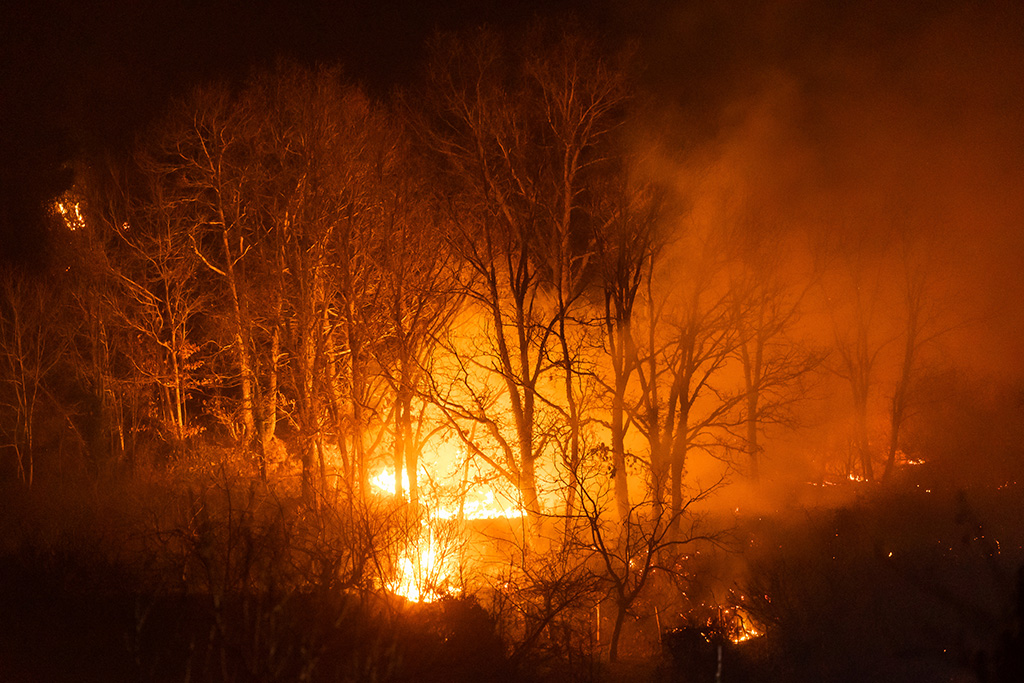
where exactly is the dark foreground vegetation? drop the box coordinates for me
[0,461,512,683]
[2,459,1022,683]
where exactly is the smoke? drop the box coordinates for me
[641,0,1024,368]
[616,0,1024,493]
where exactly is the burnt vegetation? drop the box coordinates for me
[2,15,1024,683]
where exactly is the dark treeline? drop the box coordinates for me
[2,19,1023,683]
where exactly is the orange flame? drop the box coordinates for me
[370,466,523,601]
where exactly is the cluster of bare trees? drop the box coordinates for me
[0,22,956,508]
[46,65,437,506]
[0,22,971,671]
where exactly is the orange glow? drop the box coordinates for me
[370,464,523,602]
[370,466,525,521]
[723,605,764,644]
[54,196,85,231]
[386,526,456,603]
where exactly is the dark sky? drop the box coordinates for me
[3,0,1023,344]
[0,0,620,261]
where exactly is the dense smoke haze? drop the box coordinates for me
[643,0,1024,373]
[2,2,1024,682]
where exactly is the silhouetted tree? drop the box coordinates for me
[632,228,742,533]
[419,23,629,534]
[0,268,67,484]
[591,166,664,525]
[725,218,822,482]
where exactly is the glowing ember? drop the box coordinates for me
[730,621,764,644]
[54,197,86,231]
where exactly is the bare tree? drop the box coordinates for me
[148,83,284,474]
[572,466,720,661]
[592,170,664,524]
[139,67,398,499]
[832,293,886,480]
[726,225,822,481]
[0,268,66,485]
[53,176,134,467]
[105,157,211,446]
[240,63,412,502]
[815,221,959,483]
[882,235,952,480]
[419,24,629,533]
[631,231,742,534]
[821,235,893,482]
[374,150,464,513]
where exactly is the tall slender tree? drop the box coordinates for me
[592,170,663,524]
[419,24,629,534]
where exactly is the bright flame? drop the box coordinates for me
[726,606,764,644]
[54,197,86,231]
[371,466,525,521]
[370,465,524,602]
[435,488,525,521]
[387,528,454,603]
[730,622,764,644]
[370,468,406,496]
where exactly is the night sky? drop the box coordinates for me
[3,0,1024,374]
[0,0,617,259]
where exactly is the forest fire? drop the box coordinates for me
[725,607,764,644]
[387,527,454,603]
[370,466,523,601]
[53,196,84,231]
[4,2,1024,681]
[369,467,526,522]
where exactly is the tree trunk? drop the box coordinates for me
[746,391,760,481]
[740,332,763,482]
[884,386,907,481]
[348,331,368,500]
[220,228,256,444]
[884,320,917,480]
[609,602,627,663]
[670,406,689,539]
[394,385,418,512]
[611,375,631,525]
[521,451,542,535]
[257,323,280,481]
[393,395,406,501]
[326,336,353,491]
[855,402,873,481]
[558,311,583,537]
[299,326,317,502]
